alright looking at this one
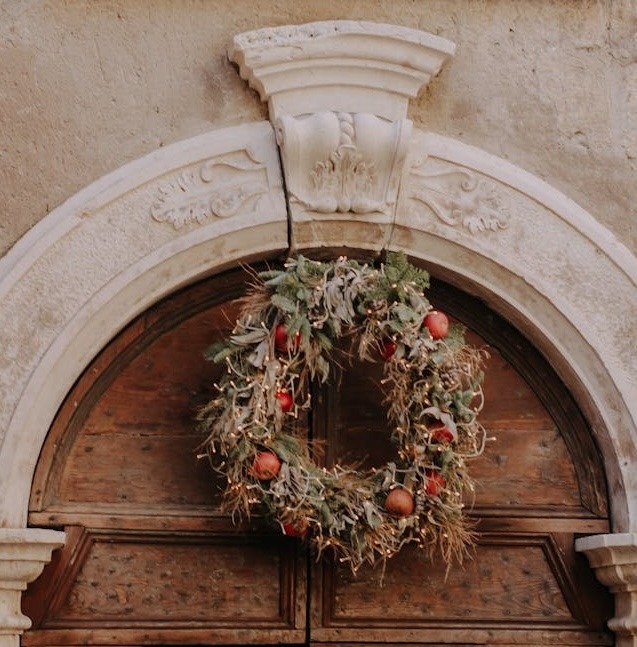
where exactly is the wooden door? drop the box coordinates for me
[23,261,613,647]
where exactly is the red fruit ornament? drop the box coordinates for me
[283,519,309,538]
[423,310,449,340]
[380,340,397,360]
[425,470,447,496]
[274,324,301,352]
[385,488,415,517]
[251,451,282,480]
[430,422,454,444]
[275,389,294,413]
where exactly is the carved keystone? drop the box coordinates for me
[275,111,412,220]
[0,528,65,647]
[576,533,637,647]
[229,21,455,250]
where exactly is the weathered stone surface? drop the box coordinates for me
[229,20,455,121]
[1,1,634,256]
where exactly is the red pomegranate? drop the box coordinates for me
[423,310,449,340]
[385,488,415,517]
[275,389,294,412]
[425,469,446,496]
[274,324,301,352]
[251,451,282,480]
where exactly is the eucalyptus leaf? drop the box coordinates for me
[393,303,419,323]
[248,339,269,368]
[210,344,238,364]
[231,329,268,346]
[363,500,382,529]
[320,502,333,526]
[262,272,288,286]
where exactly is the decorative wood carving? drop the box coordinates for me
[25,528,300,629]
[312,534,605,640]
[150,150,270,229]
[22,529,306,647]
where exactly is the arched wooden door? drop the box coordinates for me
[23,260,613,647]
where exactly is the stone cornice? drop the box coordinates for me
[228,21,455,122]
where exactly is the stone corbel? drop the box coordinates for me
[0,529,65,647]
[229,21,455,252]
[576,533,637,647]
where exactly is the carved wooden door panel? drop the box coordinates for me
[23,264,612,647]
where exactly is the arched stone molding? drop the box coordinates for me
[0,18,635,646]
[1,125,636,646]
[0,120,289,530]
[392,129,637,532]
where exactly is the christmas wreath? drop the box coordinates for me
[198,253,487,573]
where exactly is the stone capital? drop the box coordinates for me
[0,529,65,647]
[576,533,637,646]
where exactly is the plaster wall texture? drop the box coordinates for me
[0,0,635,256]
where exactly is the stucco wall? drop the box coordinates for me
[1,0,635,256]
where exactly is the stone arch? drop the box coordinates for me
[2,120,635,531]
[1,19,636,647]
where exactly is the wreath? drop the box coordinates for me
[198,253,487,573]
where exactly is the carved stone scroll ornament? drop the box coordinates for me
[275,111,412,216]
[151,150,269,229]
[407,159,510,234]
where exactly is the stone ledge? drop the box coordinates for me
[229,20,455,121]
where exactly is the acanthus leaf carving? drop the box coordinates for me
[408,163,510,234]
[309,146,378,214]
[276,112,411,217]
[151,152,269,229]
